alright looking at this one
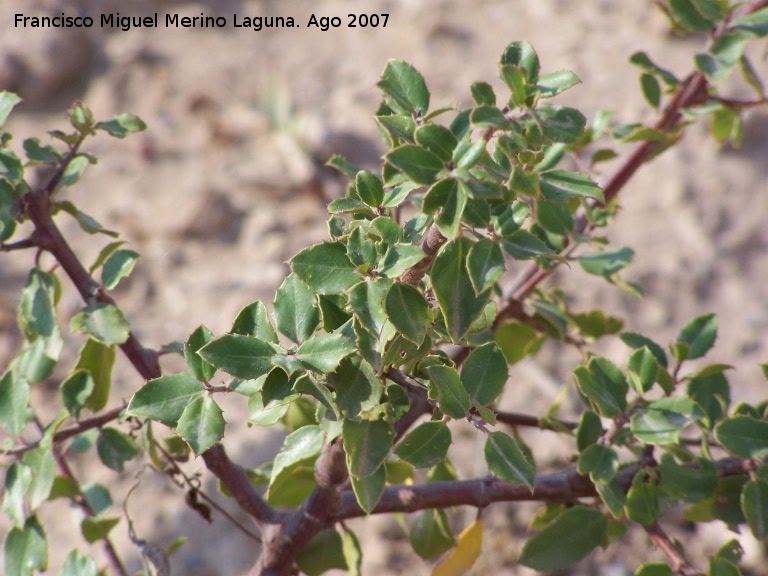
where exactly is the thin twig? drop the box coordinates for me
[645,521,703,575]
[3,407,123,457]
[41,418,129,576]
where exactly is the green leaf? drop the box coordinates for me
[470,82,496,106]
[70,304,129,345]
[640,73,661,108]
[715,416,768,459]
[247,392,290,426]
[500,41,540,83]
[494,322,538,365]
[343,418,395,478]
[296,529,347,576]
[597,480,627,519]
[3,515,48,576]
[634,563,672,576]
[184,325,216,382]
[677,313,717,360]
[431,238,491,343]
[708,557,741,576]
[687,372,730,429]
[375,114,416,145]
[385,145,444,185]
[415,124,458,162]
[61,549,98,576]
[519,507,607,571]
[385,283,430,345]
[0,150,24,185]
[460,342,507,406]
[270,425,324,482]
[296,333,356,373]
[67,339,112,414]
[455,139,487,170]
[576,410,604,452]
[540,170,604,203]
[410,509,455,559]
[229,301,278,341]
[537,70,581,98]
[60,370,94,418]
[731,8,768,38]
[578,247,634,277]
[470,106,511,130]
[55,156,90,190]
[0,371,29,435]
[540,106,586,143]
[317,294,351,333]
[395,421,451,468]
[422,178,466,239]
[355,170,384,207]
[629,52,678,86]
[741,478,768,539]
[19,268,57,340]
[668,0,715,31]
[342,528,363,576]
[484,431,535,490]
[290,242,360,295]
[501,229,557,260]
[350,462,386,513]
[349,279,389,336]
[21,447,55,511]
[293,374,339,419]
[630,396,704,445]
[329,357,383,417]
[625,473,659,526]
[100,249,139,290]
[96,427,139,472]
[627,347,659,394]
[328,197,371,215]
[22,138,62,165]
[620,332,668,368]
[14,336,62,385]
[659,453,717,502]
[273,273,320,343]
[3,462,32,528]
[574,357,628,418]
[577,444,619,484]
[466,238,505,295]
[378,243,424,278]
[383,181,419,208]
[125,374,204,427]
[94,113,146,138]
[197,334,275,379]
[0,92,22,129]
[427,365,470,419]
[378,59,430,115]
[535,199,574,235]
[695,34,747,82]
[176,396,225,454]
[81,516,120,544]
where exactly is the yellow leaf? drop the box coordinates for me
[431,519,483,576]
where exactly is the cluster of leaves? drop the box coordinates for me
[1,2,768,575]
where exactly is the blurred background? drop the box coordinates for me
[2,0,768,574]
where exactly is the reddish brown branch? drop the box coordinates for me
[400,224,447,286]
[252,442,347,576]
[200,444,284,527]
[50,430,129,576]
[336,456,759,520]
[645,521,703,576]
[3,407,123,457]
[22,182,280,528]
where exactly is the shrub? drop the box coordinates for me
[2,2,768,575]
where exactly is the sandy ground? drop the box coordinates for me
[1,0,768,574]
